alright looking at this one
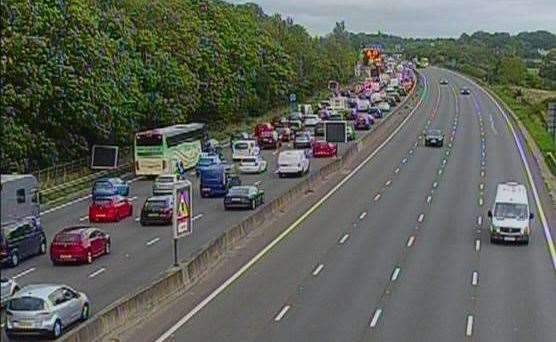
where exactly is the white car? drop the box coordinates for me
[277,150,310,177]
[232,139,260,162]
[238,155,268,174]
[377,101,391,112]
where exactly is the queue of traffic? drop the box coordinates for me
[0,57,418,339]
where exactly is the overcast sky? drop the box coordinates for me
[229,0,556,38]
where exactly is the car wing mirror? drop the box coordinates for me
[487,210,493,218]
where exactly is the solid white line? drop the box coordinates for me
[475,239,481,252]
[88,268,106,278]
[407,235,415,247]
[359,212,367,220]
[472,271,479,286]
[41,194,92,215]
[13,267,36,279]
[274,305,291,322]
[339,233,350,244]
[373,194,381,201]
[146,237,160,246]
[466,315,474,336]
[447,68,556,270]
[391,267,401,281]
[417,213,425,223]
[79,215,89,222]
[192,214,203,221]
[369,308,383,328]
[312,264,324,276]
[153,77,427,342]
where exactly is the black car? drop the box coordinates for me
[0,217,47,267]
[224,186,265,210]
[140,195,173,226]
[424,129,445,147]
[460,88,471,95]
[314,122,325,137]
[293,131,313,149]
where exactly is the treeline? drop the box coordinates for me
[402,31,556,89]
[1,0,356,173]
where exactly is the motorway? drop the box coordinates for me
[134,68,556,342]
[1,90,398,322]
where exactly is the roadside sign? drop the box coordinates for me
[324,121,347,143]
[91,145,118,170]
[173,180,192,239]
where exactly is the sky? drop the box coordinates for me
[229,0,556,38]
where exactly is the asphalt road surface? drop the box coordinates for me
[145,67,556,342]
[1,89,400,322]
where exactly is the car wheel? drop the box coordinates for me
[52,319,62,339]
[10,250,19,267]
[39,239,47,255]
[86,251,93,264]
[80,304,90,321]
[105,242,111,255]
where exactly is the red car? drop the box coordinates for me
[50,226,110,265]
[89,195,133,222]
[312,140,338,158]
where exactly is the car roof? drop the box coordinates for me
[147,195,173,201]
[426,129,443,134]
[495,182,528,205]
[230,186,255,191]
[13,284,65,300]
[59,225,93,234]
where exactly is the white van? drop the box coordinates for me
[487,182,534,244]
[277,150,310,177]
[232,140,260,162]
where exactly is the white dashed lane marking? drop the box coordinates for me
[407,236,415,247]
[274,305,291,322]
[369,309,383,328]
[13,267,36,279]
[359,212,367,220]
[146,237,160,246]
[391,267,401,281]
[339,234,350,244]
[88,268,106,278]
[312,264,324,276]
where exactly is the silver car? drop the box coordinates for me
[153,174,179,195]
[5,284,90,339]
[1,278,19,307]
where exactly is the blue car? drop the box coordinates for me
[199,165,241,198]
[92,178,130,200]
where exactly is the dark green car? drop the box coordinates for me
[224,186,265,210]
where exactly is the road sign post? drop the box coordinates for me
[289,93,297,113]
[172,180,193,266]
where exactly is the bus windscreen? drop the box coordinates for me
[136,134,163,146]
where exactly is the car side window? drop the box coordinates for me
[21,223,34,235]
[89,231,98,239]
[16,189,25,203]
[50,289,66,306]
[62,288,78,300]
[7,226,24,241]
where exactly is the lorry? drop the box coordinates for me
[1,175,40,225]
[199,164,241,198]
[487,182,534,244]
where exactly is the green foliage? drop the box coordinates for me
[1,0,356,172]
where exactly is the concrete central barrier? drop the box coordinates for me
[61,73,421,342]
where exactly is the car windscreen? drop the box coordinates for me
[136,133,163,147]
[157,176,175,183]
[494,203,528,220]
[8,297,45,311]
[94,181,113,190]
[427,130,442,136]
[228,188,251,196]
[234,143,249,150]
[145,200,168,210]
[241,158,256,164]
[54,233,81,243]
[198,158,214,167]
[93,197,113,205]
